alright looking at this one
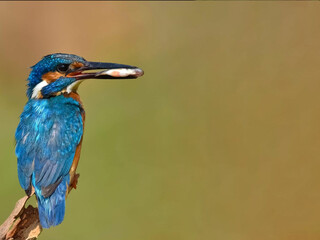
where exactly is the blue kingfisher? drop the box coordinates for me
[15,53,144,228]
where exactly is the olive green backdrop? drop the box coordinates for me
[0,2,320,240]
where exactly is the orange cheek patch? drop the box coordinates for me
[71,62,84,69]
[66,62,85,77]
[42,71,65,83]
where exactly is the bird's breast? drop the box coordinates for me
[63,92,84,109]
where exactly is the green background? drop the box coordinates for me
[1,2,320,239]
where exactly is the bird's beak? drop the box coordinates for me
[68,61,144,80]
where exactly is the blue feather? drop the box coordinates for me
[16,95,83,227]
[41,78,77,98]
[27,54,85,98]
[35,174,70,228]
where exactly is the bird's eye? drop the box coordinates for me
[57,64,70,72]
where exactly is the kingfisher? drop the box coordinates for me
[15,53,144,228]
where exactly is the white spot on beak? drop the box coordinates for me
[31,81,48,99]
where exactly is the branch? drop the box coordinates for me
[0,193,41,240]
[0,174,79,240]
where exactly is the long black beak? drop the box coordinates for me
[72,61,144,80]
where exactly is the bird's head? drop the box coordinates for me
[27,53,144,99]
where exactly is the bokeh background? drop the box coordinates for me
[0,2,320,240]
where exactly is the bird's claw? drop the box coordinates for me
[70,173,80,190]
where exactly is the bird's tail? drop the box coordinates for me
[35,176,69,228]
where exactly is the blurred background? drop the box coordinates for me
[0,2,320,240]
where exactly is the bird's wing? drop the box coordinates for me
[16,98,83,195]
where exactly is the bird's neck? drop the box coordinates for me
[63,92,84,108]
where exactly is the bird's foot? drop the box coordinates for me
[70,173,80,190]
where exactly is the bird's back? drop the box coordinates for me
[15,95,84,227]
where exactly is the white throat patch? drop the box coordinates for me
[31,81,48,99]
[66,80,83,93]
[31,80,83,99]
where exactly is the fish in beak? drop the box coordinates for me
[67,61,144,80]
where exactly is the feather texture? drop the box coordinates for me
[15,95,83,228]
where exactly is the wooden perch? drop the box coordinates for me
[0,193,41,240]
[0,174,79,240]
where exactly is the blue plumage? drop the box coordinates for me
[27,54,85,98]
[35,174,70,228]
[16,95,83,227]
[15,53,143,228]
[16,54,87,228]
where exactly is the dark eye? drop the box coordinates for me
[57,64,69,72]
